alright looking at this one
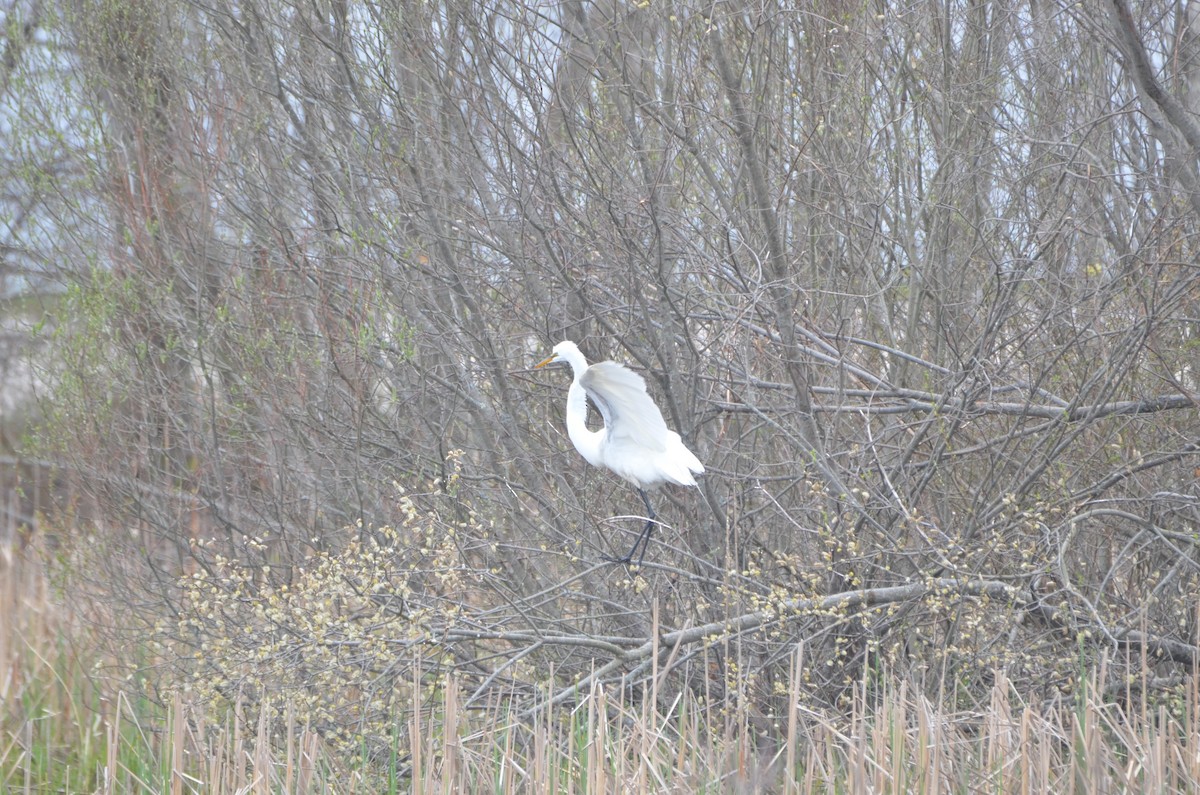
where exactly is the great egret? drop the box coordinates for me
[535,340,704,565]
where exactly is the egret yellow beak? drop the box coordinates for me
[534,355,556,369]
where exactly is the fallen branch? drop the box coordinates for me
[527,576,1200,716]
[529,577,1016,716]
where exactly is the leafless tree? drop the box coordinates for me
[7,0,1200,737]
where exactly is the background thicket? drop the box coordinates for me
[4,0,1200,783]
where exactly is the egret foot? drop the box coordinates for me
[604,517,655,568]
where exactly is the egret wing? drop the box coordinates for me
[580,361,671,452]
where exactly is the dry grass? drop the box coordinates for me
[3,541,1199,793]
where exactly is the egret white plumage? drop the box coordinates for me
[535,340,704,565]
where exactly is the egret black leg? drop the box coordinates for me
[609,489,657,567]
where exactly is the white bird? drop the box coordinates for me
[535,340,704,565]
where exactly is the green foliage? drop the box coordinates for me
[34,272,132,458]
[178,464,491,758]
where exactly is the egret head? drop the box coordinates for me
[535,340,585,373]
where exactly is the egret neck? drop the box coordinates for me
[565,370,605,469]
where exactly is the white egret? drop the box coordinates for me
[535,340,704,565]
